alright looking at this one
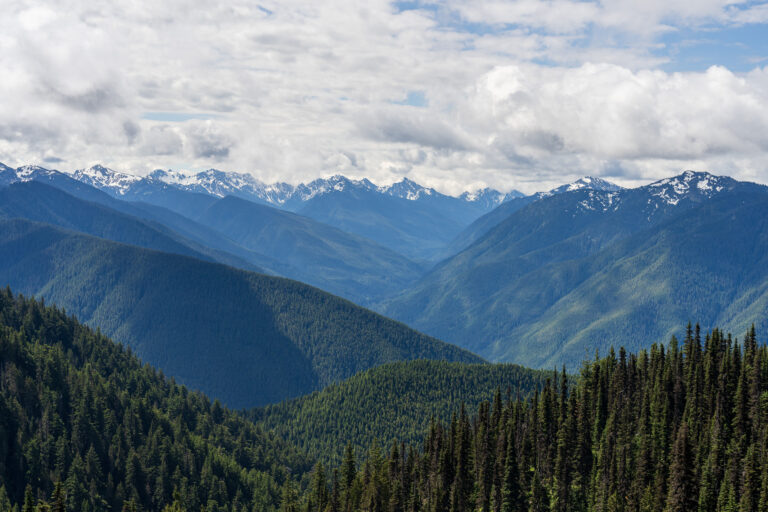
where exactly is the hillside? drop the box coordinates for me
[294,177,493,261]
[70,166,510,262]
[445,177,622,256]
[193,195,425,304]
[251,360,550,465]
[0,181,267,273]
[1,167,430,305]
[0,219,482,408]
[0,289,311,511]
[384,172,768,368]
[297,326,768,512]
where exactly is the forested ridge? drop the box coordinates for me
[291,325,768,512]
[252,361,550,466]
[0,218,481,408]
[4,285,768,512]
[384,175,768,370]
[0,289,312,512]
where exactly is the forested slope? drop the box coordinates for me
[0,219,481,408]
[0,181,263,272]
[252,360,550,465]
[385,174,768,369]
[292,325,768,512]
[194,196,425,305]
[0,289,311,512]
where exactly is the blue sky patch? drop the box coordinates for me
[392,90,429,107]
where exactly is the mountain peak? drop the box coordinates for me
[645,170,735,205]
[548,176,623,196]
[88,164,111,174]
[73,165,142,195]
[16,165,48,178]
[459,188,507,208]
[385,178,436,200]
[198,168,227,178]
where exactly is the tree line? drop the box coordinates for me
[292,325,768,512]
[0,289,311,512]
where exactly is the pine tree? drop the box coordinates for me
[528,470,549,512]
[665,423,697,512]
[450,405,473,512]
[280,480,301,512]
[501,428,521,512]
[311,463,330,512]
[0,486,13,512]
[21,486,35,512]
[50,482,66,512]
[341,443,357,494]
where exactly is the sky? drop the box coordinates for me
[1,1,768,194]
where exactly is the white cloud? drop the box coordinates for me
[0,0,767,194]
[468,63,768,160]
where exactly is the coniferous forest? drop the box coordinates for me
[4,0,768,510]
[0,289,311,512]
[251,360,550,466]
[3,288,768,511]
[293,325,768,512]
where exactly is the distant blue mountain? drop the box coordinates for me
[190,194,426,305]
[383,171,768,368]
[446,176,625,255]
[68,165,522,261]
[0,218,481,407]
[0,164,426,305]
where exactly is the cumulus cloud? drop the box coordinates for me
[357,108,476,151]
[0,0,767,193]
[468,63,768,160]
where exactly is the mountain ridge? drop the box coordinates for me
[4,162,524,261]
[383,171,768,367]
[0,217,483,407]
[65,163,523,209]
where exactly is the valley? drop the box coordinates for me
[2,162,768,511]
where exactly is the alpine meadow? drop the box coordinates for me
[2,1,768,511]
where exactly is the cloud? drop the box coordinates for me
[448,0,602,34]
[357,108,475,150]
[140,125,183,156]
[184,121,235,160]
[0,0,767,194]
[468,63,768,161]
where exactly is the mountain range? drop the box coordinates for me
[3,160,768,377]
[0,167,426,304]
[0,217,480,408]
[444,176,624,256]
[72,164,521,212]
[383,171,768,367]
[72,165,523,261]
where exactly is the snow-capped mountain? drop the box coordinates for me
[569,171,746,216]
[0,164,67,187]
[73,165,143,196]
[645,170,735,206]
[64,165,514,211]
[383,177,436,201]
[15,165,61,181]
[291,175,379,203]
[4,164,751,219]
[147,168,284,204]
[545,176,624,197]
[504,176,626,213]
